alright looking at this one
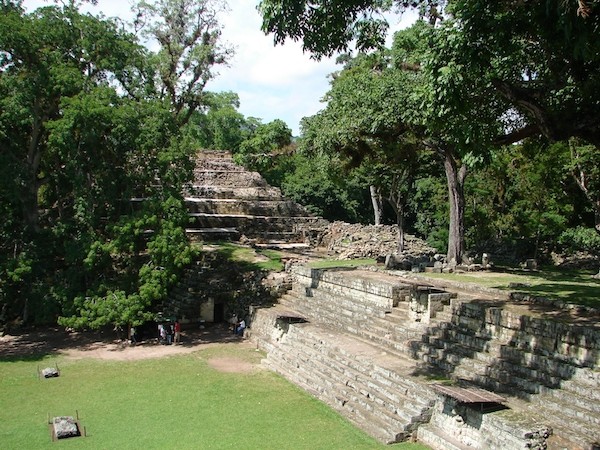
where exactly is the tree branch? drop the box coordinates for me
[493,124,540,146]
[491,79,557,141]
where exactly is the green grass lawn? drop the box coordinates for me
[420,267,600,308]
[0,344,427,450]
[206,242,285,271]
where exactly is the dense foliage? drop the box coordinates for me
[0,0,230,329]
[256,0,600,264]
[2,0,599,329]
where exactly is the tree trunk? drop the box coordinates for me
[442,147,467,265]
[396,208,405,253]
[22,105,45,233]
[386,170,413,254]
[369,185,383,225]
[22,179,41,233]
[569,139,600,233]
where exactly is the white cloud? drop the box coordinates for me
[207,1,339,134]
[22,0,415,135]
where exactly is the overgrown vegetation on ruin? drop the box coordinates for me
[210,242,285,272]
[424,267,600,309]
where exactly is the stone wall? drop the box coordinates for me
[442,300,600,369]
[249,265,600,449]
[293,266,407,311]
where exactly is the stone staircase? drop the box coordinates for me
[249,265,600,449]
[254,310,438,444]
[410,298,600,450]
[185,151,327,242]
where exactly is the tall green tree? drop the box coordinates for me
[299,50,425,251]
[464,142,577,259]
[567,139,600,232]
[134,0,233,126]
[0,1,211,330]
[297,21,504,262]
[0,1,149,324]
[234,119,293,173]
[259,0,600,147]
[0,0,142,235]
[279,151,367,222]
[259,0,600,262]
[193,91,247,151]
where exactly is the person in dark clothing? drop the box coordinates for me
[174,320,181,344]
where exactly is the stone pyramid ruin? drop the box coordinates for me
[184,150,327,244]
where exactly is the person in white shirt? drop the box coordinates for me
[236,319,246,336]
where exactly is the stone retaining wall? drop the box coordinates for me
[292,266,409,311]
[447,300,600,368]
[249,265,600,449]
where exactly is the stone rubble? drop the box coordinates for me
[315,221,436,260]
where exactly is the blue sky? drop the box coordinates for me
[23,0,415,136]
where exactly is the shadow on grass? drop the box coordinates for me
[488,267,600,309]
[0,323,245,363]
[0,327,108,362]
[211,241,284,272]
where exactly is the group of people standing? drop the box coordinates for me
[158,320,181,345]
[228,314,246,335]
[131,314,249,346]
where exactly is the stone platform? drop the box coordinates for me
[248,265,600,450]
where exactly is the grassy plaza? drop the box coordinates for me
[0,339,428,449]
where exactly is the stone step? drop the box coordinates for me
[279,291,427,358]
[420,347,560,397]
[557,369,600,399]
[418,330,596,396]
[264,340,408,443]
[288,324,437,408]
[538,411,600,450]
[294,349,424,429]
[289,283,389,318]
[535,395,600,436]
[185,186,283,200]
[353,323,423,355]
[188,212,317,222]
[293,267,408,310]
[185,227,240,240]
[543,419,600,450]
[187,213,318,233]
[192,169,268,187]
[285,288,383,324]
[417,423,474,450]
[268,326,436,436]
[274,322,430,401]
[383,303,410,318]
[185,198,309,216]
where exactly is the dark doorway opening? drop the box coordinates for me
[214,302,225,323]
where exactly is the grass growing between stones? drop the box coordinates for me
[0,344,427,450]
[421,267,600,308]
[308,258,377,269]
[212,242,284,271]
